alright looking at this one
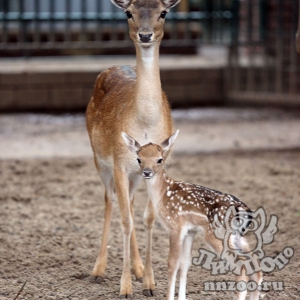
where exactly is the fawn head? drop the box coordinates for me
[122,130,179,178]
[111,0,181,46]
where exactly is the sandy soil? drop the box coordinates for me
[0,108,300,300]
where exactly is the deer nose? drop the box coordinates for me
[139,33,152,43]
[142,169,153,178]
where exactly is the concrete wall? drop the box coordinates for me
[0,60,224,112]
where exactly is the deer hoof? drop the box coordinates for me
[119,294,133,299]
[94,276,105,284]
[143,289,155,297]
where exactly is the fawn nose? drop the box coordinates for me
[139,33,153,43]
[142,169,153,178]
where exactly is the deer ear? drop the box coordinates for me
[110,0,132,10]
[122,132,141,153]
[161,129,179,154]
[162,0,181,10]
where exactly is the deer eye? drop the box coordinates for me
[137,158,141,164]
[125,11,133,19]
[160,11,167,19]
[157,158,163,164]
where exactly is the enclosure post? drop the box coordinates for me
[296,0,300,53]
[228,0,240,92]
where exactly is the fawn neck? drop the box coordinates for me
[145,169,171,207]
[134,43,163,124]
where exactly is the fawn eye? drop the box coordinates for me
[137,158,141,164]
[160,11,167,19]
[157,158,163,164]
[125,11,133,19]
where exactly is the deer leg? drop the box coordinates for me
[130,196,144,281]
[114,168,133,298]
[205,228,262,300]
[167,231,183,300]
[236,237,262,300]
[205,230,247,300]
[92,162,115,282]
[178,233,195,300]
[248,269,263,300]
[92,190,114,281]
[142,199,155,297]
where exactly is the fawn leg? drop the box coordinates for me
[142,199,156,296]
[167,231,183,300]
[178,233,195,300]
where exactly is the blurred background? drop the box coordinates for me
[1,4,300,299]
[0,0,299,111]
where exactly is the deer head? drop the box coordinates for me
[111,0,181,46]
[122,130,179,178]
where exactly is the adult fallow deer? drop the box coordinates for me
[86,0,181,298]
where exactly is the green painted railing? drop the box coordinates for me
[0,0,238,56]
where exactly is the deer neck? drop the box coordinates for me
[134,44,163,124]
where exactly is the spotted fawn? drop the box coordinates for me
[122,130,263,300]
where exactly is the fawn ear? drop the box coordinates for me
[162,0,181,10]
[161,129,179,154]
[110,0,132,10]
[122,132,141,153]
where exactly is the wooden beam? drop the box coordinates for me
[227,92,300,106]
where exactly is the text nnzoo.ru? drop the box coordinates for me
[203,280,284,292]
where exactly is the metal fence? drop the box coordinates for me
[0,0,238,56]
[0,0,299,105]
[227,0,300,104]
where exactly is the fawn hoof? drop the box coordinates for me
[143,289,155,297]
[94,276,105,284]
[119,294,133,299]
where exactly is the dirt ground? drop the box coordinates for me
[0,108,300,300]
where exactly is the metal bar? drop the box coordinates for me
[289,0,298,93]
[260,0,269,92]
[259,0,267,42]
[65,0,71,43]
[296,0,300,53]
[110,3,118,44]
[1,0,9,44]
[275,0,283,93]
[80,0,86,42]
[204,0,213,43]
[218,0,223,43]
[246,0,255,92]
[228,0,240,92]
[18,0,24,44]
[95,0,101,42]
[34,0,40,44]
[49,0,55,43]
[183,1,190,41]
